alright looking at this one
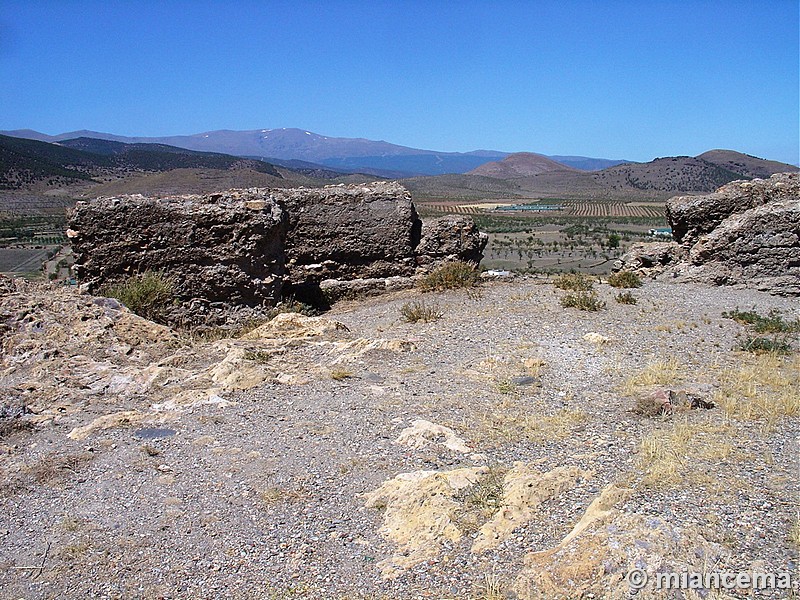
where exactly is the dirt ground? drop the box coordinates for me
[1,276,798,599]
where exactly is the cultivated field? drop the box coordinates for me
[419,199,666,219]
[418,199,668,274]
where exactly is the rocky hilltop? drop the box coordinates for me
[0,271,797,598]
[617,172,800,296]
[68,182,488,324]
[1,177,799,598]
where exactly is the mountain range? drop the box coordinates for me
[0,129,796,201]
[0,128,628,177]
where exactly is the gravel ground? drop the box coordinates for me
[1,277,798,599]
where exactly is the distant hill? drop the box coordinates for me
[1,128,632,176]
[697,149,798,179]
[467,152,578,178]
[592,156,748,193]
[0,135,284,190]
[57,137,282,176]
[405,151,800,201]
[0,134,98,189]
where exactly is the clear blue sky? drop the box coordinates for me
[2,0,798,164]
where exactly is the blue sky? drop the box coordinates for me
[1,0,798,164]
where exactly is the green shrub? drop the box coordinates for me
[560,291,606,311]
[400,300,443,323]
[554,273,594,291]
[243,349,275,363]
[723,308,799,354]
[738,336,793,355]
[607,271,642,289]
[100,271,175,323]
[722,308,800,334]
[615,291,638,305]
[418,261,479,291]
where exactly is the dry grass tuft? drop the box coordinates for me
[553,272,594,291]
[790,513,800,549]
[243,349,276,363]
[714,353,800,432]
[475,572,507,600]
[455,466,508,534]
[560,291,605,311]
[418,261,480,291]
[607,271,643,289]
[100,271,176,323]
[472,399,587,447]
[400,300,443,323]
[330,369,354,381]
[621,357,684,396]
[260,486,310,506]
[637,419,735,489]
[27,451,94,484]
[615,291,637,305]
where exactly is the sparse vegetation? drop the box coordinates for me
[722,308,800,334]
[418,261,480,291]
[243,349,276,363]
[615,291,637,304]
[476,573,506,600]
[495,379,518,395]
[140,444,160,457]
[267,298,318,319]
[27,451,94,484]
[607,271,642,288]
[714,353,800,432]
[553,272,594,291]
[621,357,684,396]
[100,271,176,323]
[400,300,443,323]
[790,514,800,549]
[330,369,354,381]
[453,467,508,536]
[560,291,605,311]
[722,308,799,354]
[738,335,793,354]
[637,419,734,489]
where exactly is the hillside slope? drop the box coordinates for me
[592,156,747,193]
[2,128,638,176]
[698,149,798,179]
[0,135,284,190]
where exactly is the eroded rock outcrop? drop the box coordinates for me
[615,173,800,295]
[515,484,731,599]
[667,172,799,246]
[0,277,415,438]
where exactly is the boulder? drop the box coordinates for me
[667,172,799,246]
[415,214,488,266]
[612,241,687,277]
[69,190,287,325]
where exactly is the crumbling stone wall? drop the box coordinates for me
[69,190,287,325]
[68,183,488,323]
